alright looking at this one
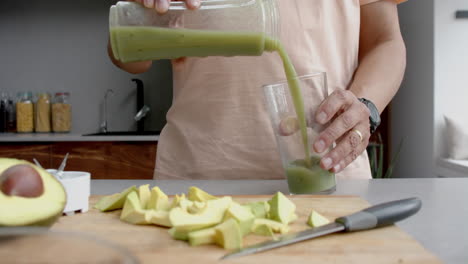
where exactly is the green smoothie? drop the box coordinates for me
[265,40,311,166]
[111,26,312,164]
[111,26,327,189]
[111,27,266,62]
[286,156,336,194]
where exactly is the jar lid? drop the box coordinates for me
[37,92,50,97]
[17,91,33,98]
[55,92,70,96]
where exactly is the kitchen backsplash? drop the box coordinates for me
[0,0,173,134]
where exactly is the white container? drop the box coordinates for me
[47,169,91,216]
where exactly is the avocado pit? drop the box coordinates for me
[0,164,44,198]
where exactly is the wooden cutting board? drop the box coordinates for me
[51,195,441,264]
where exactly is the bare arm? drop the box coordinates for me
[349,0,406,113]
[313,0,406,173]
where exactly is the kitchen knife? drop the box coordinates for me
[221,197,422,260]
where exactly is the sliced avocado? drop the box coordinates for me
[224,202,255,236]
[267,192,296,225]
[187,201,207,214]
[168,193,186,210]
[146,210,172,227]
[94,185,137,212]
[147,186,170,211]
[120,191,148,225]
[307,210,330,228]
[252,218,289,234]
[289,213,298,223]
[188,186,217,202]
[0,158,66,226]
[188,227,216,246]
[242,201,270,218]
[214,218,242,250]
[169,196,232,232]
[138,184,151,209]
[252,223,275,237]
[168,227,189,241]
[178,199,194,212]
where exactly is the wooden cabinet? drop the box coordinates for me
[0,141,157,179]
[0,143,52,168]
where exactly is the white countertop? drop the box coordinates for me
[0,132,159,142]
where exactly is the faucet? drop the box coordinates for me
[132,78,149,132]
[100,89,114,133]
[135,105,150,122]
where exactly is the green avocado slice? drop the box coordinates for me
[252,218,290,234]
[242,201,270,218]
[214,218,242,250]
[187,186,218,202]
[138,184,151,209]
[267,192,296,225]
[94,185,137,212]
[120,191,148,225]
[147,186,170,211]
[188,227,216,246]
[169,196,232,232]
[307,210,330,228]
[252,224,275,237]
[0,158,66,226]
[224,202,255,236]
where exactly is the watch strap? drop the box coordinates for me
[358,98,381,134]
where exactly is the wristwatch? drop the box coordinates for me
[358,98,381,134]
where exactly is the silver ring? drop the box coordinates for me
[351,129,363,142]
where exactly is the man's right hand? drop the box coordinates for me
[132,0,200,14]
[108,0,201,74]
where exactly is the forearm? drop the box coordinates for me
[349,37,406,114]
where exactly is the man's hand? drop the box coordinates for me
[314,0,405,173]
[108,0,201,74]
[313,90,371,173]
[132,0,200,14]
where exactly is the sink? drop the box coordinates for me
[83,131,161,136]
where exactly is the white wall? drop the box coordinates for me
[391,0,435,178]
[434,0,468,158]
[393,0,468,178]
[0,0,173,134]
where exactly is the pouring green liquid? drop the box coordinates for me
[111,27,335,191]
[111,27,311,164]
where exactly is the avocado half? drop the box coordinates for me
[0,158,67,226]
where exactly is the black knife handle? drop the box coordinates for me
[335,197,422,232]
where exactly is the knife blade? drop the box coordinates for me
[221,197,422,260]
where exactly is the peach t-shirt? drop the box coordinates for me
[155,0,405,180]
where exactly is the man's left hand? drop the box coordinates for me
[313,89,371,173]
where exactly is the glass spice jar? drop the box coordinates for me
[16,92,34,133]
[6,93,16,133]
[52,92,72,133]
[35,92,51,133]
[0,92,8,133]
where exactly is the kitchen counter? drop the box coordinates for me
[92,178,467,264]
[0,132,159,142]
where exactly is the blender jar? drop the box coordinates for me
[109,0,280,63]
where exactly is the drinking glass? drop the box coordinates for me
[263,72,336,194]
